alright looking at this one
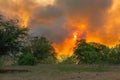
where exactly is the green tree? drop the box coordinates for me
[30,36,56,62]
[74,39,109,64]
[0,15,27,57]
[108,44,120,64]
[18,53,36,65]
[89,42,110,62]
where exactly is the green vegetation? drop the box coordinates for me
[0,15,27,58]
[57,66,109,72]
[30,36,56,63]
[0,15,57,65]
[108,44,120,64]
[60,55,79,64]
[74,39,120,64]
[18,53,36,65]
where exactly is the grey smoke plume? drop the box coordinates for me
[30,0,113,43]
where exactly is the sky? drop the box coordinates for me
[0,0,120,56]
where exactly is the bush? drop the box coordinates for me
[30,36,56,61]
[18,53,36,65]
[74,39,109,64]
[41,55,57,64]
[108,47,120,64]
[60,57,75,64]
[60,55,79,64]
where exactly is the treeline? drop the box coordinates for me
[0,15,120,66]
[0,15,56,65]
[73,39,120,64]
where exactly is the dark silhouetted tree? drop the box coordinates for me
[0,15,27,57]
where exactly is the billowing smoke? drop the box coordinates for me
[0,0,120,56]
[54,0,114,44]
[29,5,71,43]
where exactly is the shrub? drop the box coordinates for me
[108,47,120,64]
[74,39,109,64]
[41,55,57,64]
[18,53,36,65]
[60,55,79,64]
[30,37,56,61]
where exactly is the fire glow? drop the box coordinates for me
[74,32,77,40]
[0,0,120,57]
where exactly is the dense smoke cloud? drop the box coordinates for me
[54,0,120,46]
[29,4,72,43]
[30,16,71,43]
[30,5,63,26]
[55,0,112,32]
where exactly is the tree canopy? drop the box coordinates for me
[30,36,56,62]
[0,15,27,56]
[74,39,110,64]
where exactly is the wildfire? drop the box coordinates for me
[54,34,77,59]
[54,31,86,58]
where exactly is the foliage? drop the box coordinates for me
[41,55,57,64]
[108,44,120,64]
[89,42,110,62]
[74,39,110,64]
[60,55,79,64]
[0,15,27,57]
[30,36,56,62]
[18,53,36,65]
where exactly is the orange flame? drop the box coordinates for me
[53,39,75,59]
[53,31,86,58]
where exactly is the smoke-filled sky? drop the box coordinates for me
[0,0,120,56]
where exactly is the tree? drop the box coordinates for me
[30,36,56,62]
[0,15,27,57]
[108,44,120,64]
[74,39,109,64]
[89,42,110,61]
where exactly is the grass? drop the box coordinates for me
[0,64,120,73]
[0,64,120,80]
[57,66,109,72]
[55,64,114,72]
